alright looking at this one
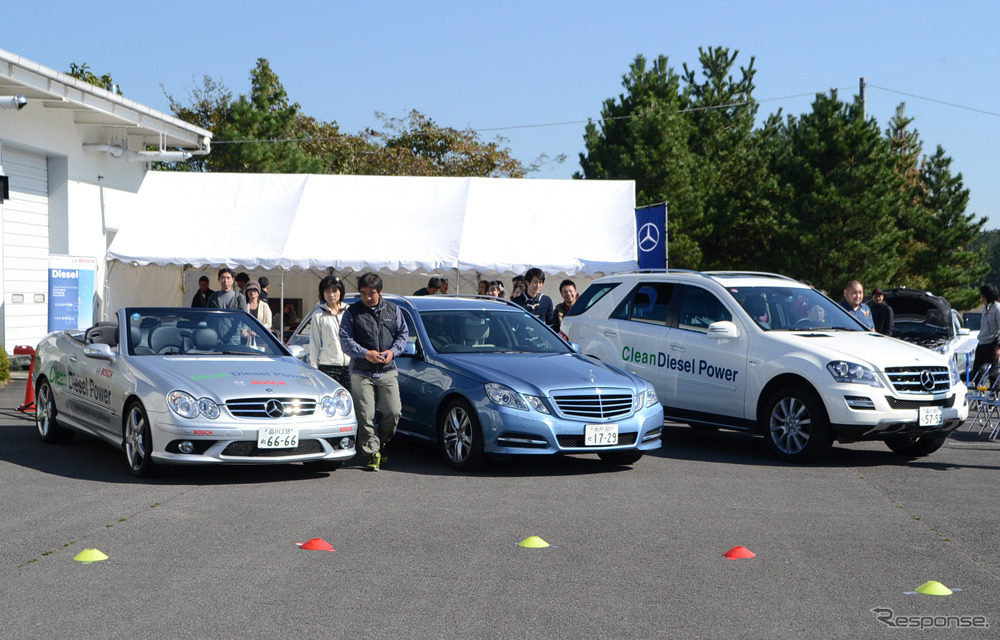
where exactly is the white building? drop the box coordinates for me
[0,48,211,350]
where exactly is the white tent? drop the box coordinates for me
[102,172,637,317]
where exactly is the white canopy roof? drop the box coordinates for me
[105,172,637,276]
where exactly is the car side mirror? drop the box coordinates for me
[958,327,970,336]
[83,343,116,361]
[287,344,306,361]
[401,342,418,357]
[707,321,740,340]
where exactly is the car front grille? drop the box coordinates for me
[551,390,633,420]
[885,395,955,410]
[221,439,324,457]
[884,367,951,394]
[557,432,638,448]
[225,397,317,418]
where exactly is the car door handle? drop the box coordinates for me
[670,345,686,352]
[69,354,78,363]
[604,330,617,338]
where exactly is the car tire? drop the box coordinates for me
[438,399,486,471]
[884,434,947,457]
[35,379,73,443]
[597,450,643,465]
[303,460,342,472]
[123,402,156,477]
[762,385,833,462]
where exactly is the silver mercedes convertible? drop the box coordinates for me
[33,307,357,476]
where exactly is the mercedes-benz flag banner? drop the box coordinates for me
[635,203,666,269]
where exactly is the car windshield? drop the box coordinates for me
[727,286,865,331]
[125,308,285,356]
[419,309,572,354]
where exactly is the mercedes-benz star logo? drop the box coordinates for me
[638,222,660,253]
[265,399,285,418]
[919,370,935,392]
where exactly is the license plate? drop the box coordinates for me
[585,424,619,446]
[258,427,299,449]
[918,406,943,427]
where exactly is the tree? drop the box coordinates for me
[299,110,530,178]
[66,62,123,95]
[576,49,764,268]
[908,146,987,309]
[680,47,781,269]
[166,59,531,177]
[577,54,701,265]
[765,91,914,292]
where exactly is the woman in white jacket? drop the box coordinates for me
[309,275,351,392]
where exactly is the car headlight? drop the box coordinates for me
[322,388,353,417]
[485,382,529,411]
[949,359,960,386]
[198,398,220,419]
[645,384,659,408]
[826,361,884,388]
[523,395,550,414]
[167,390,200,418]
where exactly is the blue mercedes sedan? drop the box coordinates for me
[388,295,663,470]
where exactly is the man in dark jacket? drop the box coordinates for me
[339,272,408,471]
[869,288,895,335]
[511,267,555,328]
[191,275,214,308]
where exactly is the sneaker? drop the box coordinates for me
[379,441,389,463]
[366,451,380,472]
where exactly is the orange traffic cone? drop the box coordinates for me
[17,350,36,413]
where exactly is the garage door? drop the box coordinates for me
[2,145,49,348]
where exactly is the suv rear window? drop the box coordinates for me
[611,283,673,325]
[567,282,620,317]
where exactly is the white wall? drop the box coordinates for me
[0,100,151,348]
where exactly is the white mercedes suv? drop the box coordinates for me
[560,271,967,462]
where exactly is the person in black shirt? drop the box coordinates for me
[869,288,894,335]
[190,275,214,308]
[511,267,555,328]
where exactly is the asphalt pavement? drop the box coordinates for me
[1,375,997,639]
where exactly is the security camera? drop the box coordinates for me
[0,95,28,111]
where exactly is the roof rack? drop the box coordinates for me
[704,271,802,283]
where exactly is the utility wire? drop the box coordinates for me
[207,84,989,146]
[868,84,1000,118]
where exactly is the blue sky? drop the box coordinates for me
[5,0,999,227]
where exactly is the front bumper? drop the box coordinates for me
[478,403,664,456]
[147,410,357,465]
[820,383,968,442]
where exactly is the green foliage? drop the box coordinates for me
[165,59,530,178]
[969,230,1000,288]
[66,62,123,95]
[578,49,988,303]
[576,54,700,265]
[0,345,10,384]
[166,59,322,174]
[299,111,530,178]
